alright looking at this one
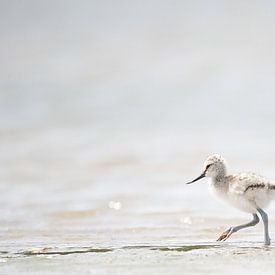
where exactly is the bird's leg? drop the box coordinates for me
[257,208,271,246]
[217,214,259,241]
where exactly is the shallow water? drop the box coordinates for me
[1,127,275,274]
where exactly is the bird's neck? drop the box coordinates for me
[211,173,228,187]
[209,175,229,199]
[215,173,226,182]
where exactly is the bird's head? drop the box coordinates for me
[186,154,227,184]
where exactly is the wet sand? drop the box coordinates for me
[2,241,275,275]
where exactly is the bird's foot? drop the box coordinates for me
[264,237,271,246]
[217,227,234,241]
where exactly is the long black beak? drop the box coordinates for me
[186,172,205,184]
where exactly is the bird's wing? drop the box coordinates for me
[228,173,269,195]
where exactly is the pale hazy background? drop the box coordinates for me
[1,0,275,261]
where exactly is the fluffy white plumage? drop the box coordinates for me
[187,154,275,245]
[204,154,275,213]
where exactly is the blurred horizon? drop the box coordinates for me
[1,1,275,136]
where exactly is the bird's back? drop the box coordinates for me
[225,172,275,212]
[227,172,270,195]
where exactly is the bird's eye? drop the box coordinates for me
[205,164,211,170]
